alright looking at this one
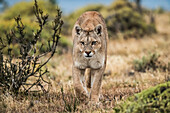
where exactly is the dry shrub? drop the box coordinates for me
[0,0,63,94]
[133,53,170,72]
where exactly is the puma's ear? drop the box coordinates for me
[75,25,82,35]
[95,24,103,36]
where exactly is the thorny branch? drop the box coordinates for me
[0,0,63,94]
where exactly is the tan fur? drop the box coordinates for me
[72,11,108,102]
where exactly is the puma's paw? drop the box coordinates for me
[88,101,102,108]
[76,90,89,102]
[99,94,104,100]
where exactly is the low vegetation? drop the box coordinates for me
[133,53,170,72]
[133,53,160,72]
[114,82,170,113]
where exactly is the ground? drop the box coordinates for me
[0,13,170,112]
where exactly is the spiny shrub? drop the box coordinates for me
[0,0,63,94]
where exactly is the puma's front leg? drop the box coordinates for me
[85,68,91,88]
[90,68,104,102]
[72,66,88,100]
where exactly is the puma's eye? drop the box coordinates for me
[80,41,84,45]
[92,41,97,45]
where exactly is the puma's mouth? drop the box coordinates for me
[85,55,92,58]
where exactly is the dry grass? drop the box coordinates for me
[1,13,170,112]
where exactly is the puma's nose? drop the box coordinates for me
[85,51,91,55]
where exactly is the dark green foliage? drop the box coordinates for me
[106,0,156,38]
[133,53,160,72]
[133,53,170,72]
[1,1,57,20]
[48,0,57,4]
[108,0,132,11]
[0,0,63,94]
[154,7,164,14]
[114,82,170,113]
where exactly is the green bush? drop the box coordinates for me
[154,7,164,14]
[133,53,160,72]
[114,82,170,113]
[1,1,57,20]
[56,35,72,54]
[108,0,132,11]
[59,35,72,48]
[63,0,156,38]
[106,0,156,38]
[2,44,20,56]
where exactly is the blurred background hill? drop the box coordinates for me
[1,0,169,55]
[1,0,170,14]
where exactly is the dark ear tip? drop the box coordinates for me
[75,25,80,29]
[97,24,102,28]
[75,25,81,35]
[95,24,103,35]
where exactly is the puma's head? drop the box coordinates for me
[74,24,103,58]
